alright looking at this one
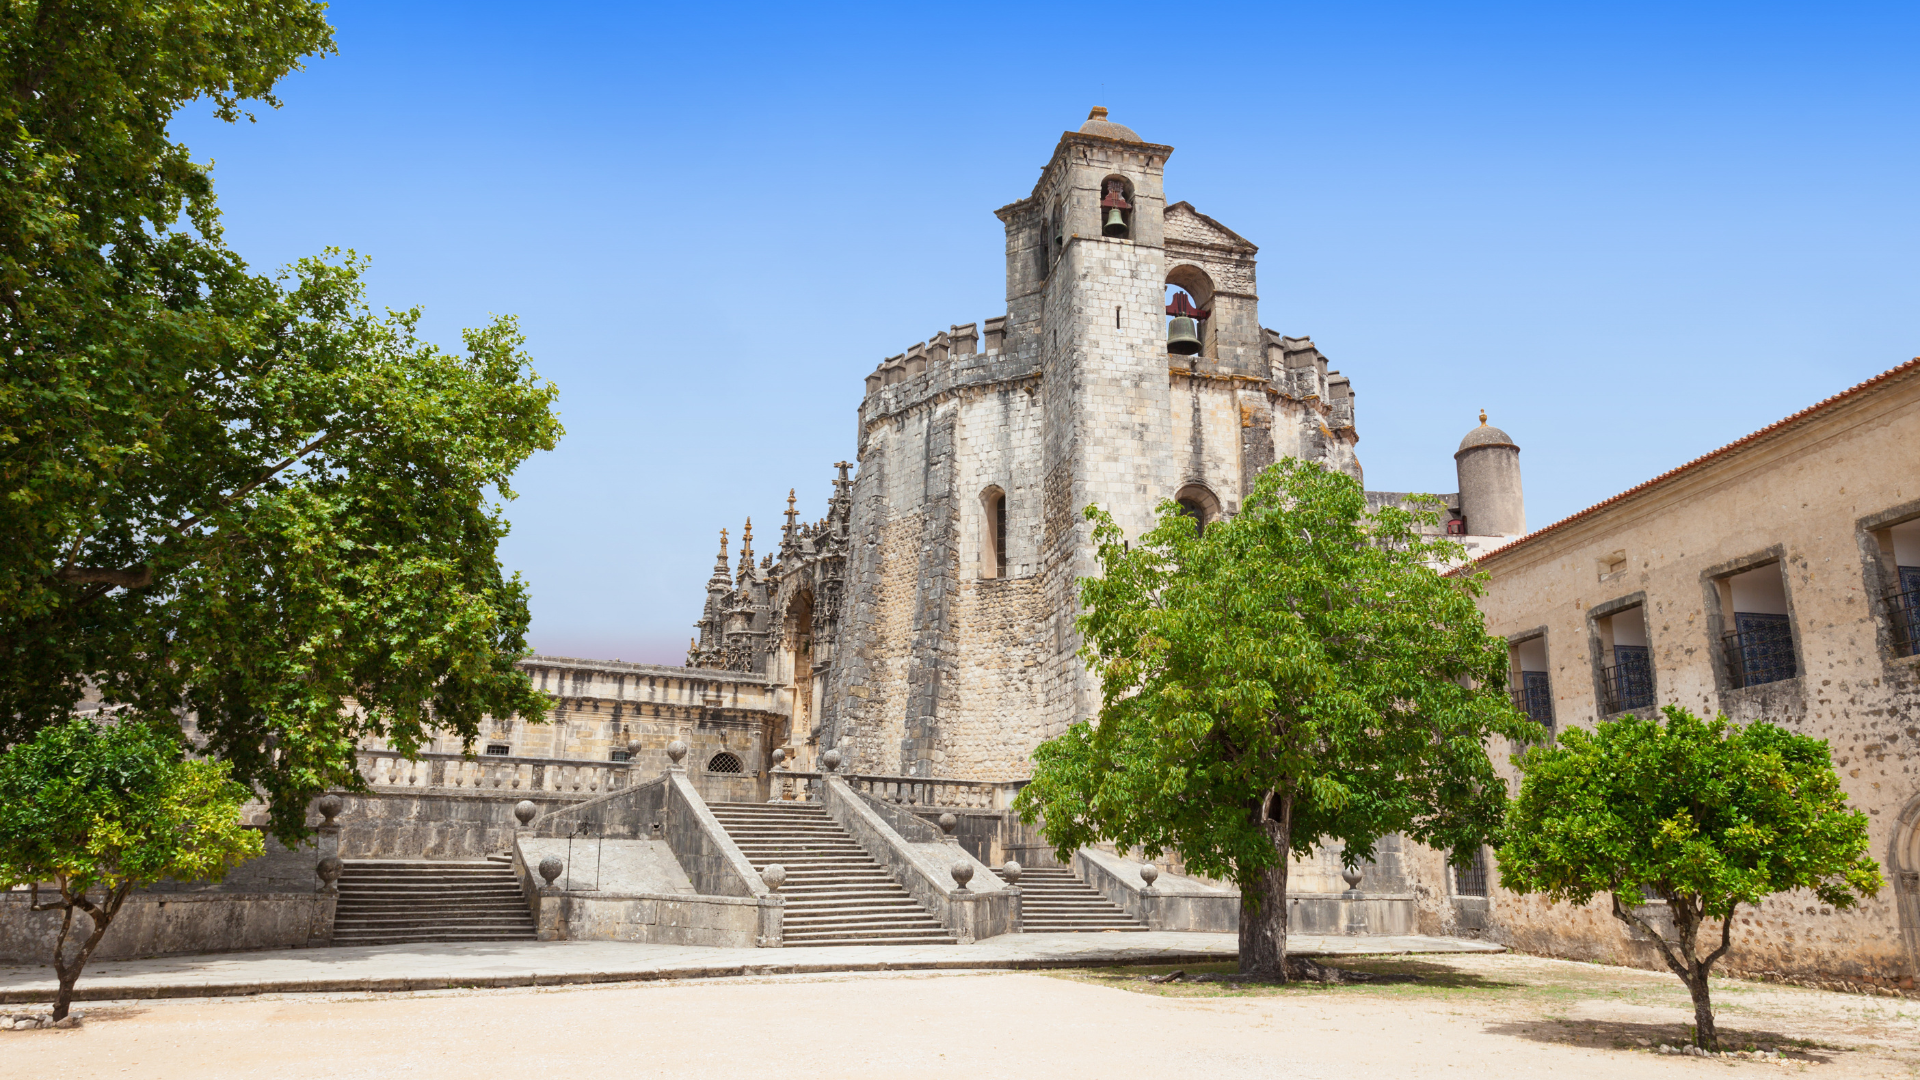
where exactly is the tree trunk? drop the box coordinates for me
[1238,794,1292,979]
[49,886,124,1020]
[1686,970,1717,1050]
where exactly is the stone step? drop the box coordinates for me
[332,860,536,946]
[785,927,950,939]
[710,801,950,946]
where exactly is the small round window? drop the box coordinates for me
[707,751,743,774]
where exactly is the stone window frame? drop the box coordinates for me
[1585,591,1657,720]
[1855,496,1920,668]
[1696,543,1804,695]
[1504,625,1555,744]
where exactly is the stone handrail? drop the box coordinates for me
[767,768,1025,810]
[355,748,633,796]
[524,773,670,839]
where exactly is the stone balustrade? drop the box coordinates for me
[355,749,634,796]
[766,768,1024,810]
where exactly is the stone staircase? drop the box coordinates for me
[330,857,537,946]
[708,802,956,947]
[1016,867,1150,933]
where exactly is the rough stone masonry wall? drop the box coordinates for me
[834,344,1055,778]
[1037,231,1175,744]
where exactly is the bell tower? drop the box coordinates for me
[994,108,1179,726]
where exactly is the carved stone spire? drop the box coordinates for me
[707,528,732,591]
[736,518,756,583]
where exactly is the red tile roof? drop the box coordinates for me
[1465,357,1920,569]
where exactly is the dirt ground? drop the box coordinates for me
[3,952,1916,1079]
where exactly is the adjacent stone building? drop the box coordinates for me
[1417,359,1920,991]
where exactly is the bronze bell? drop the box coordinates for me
[1166,316,1202,355]
[1103,207,1128,237]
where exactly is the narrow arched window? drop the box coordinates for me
[983,488,1008,579]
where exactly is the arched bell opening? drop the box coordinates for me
[1174,482,1223,535]
[1099,174,1135,240]
[1165,265,1216,358]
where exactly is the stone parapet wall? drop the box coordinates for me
[0,891,335,964]
[0,828,338,963]
[530,890,773,949]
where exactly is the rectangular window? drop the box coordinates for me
[609,749,632,762]
[1714,562,1797,687]
[1508,635,1554,734]
[1871,517,1920,658]
[1595,604,1654,714]
[1455,848,1490,897]
[485,744,511,756]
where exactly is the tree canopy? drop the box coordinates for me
[1499,705,1881,1048]
[0,717,262,1018]
[1015,459,1539,976]
[0,1,560,842]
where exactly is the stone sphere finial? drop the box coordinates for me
[513,799,537,826]
[761,864,787,891]
[1140,863,1159,888]
[821,748,841,773]
[538,854,564,886]
[666,739,688,765]
[771,747,787,767]
[626,736,642,756]
[316,794,343,825]
[938,812,958,836]
[316,855,342,890]
[951,860,974,889]
[1001,860,1022,886]
[1342,866,1364,893]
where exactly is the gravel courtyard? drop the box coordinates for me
[5,952,1916,1079]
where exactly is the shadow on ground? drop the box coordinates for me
[1481,1018,1843,1064]
[1051,959,1527,994]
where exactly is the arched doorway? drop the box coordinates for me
[783,590,815,751]
[1897,793,1920,985]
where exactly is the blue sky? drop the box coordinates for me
[174,2,1920,664]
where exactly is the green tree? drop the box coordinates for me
[0,1,560,841]
[1015,459,1538,977]
[0,718,264,1019]
[1498,705,1882,1049]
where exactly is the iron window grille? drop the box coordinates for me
[1599,645,1654,714]
[609,750,631,762]
[1722,612,1797,687]
[1884,571,1920,658]
[706,751,743,774]
[1511,672,1554,730]
[484,744,511,756]
[1455,848,1489,897]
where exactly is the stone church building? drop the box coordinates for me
[678,107,1523,781]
